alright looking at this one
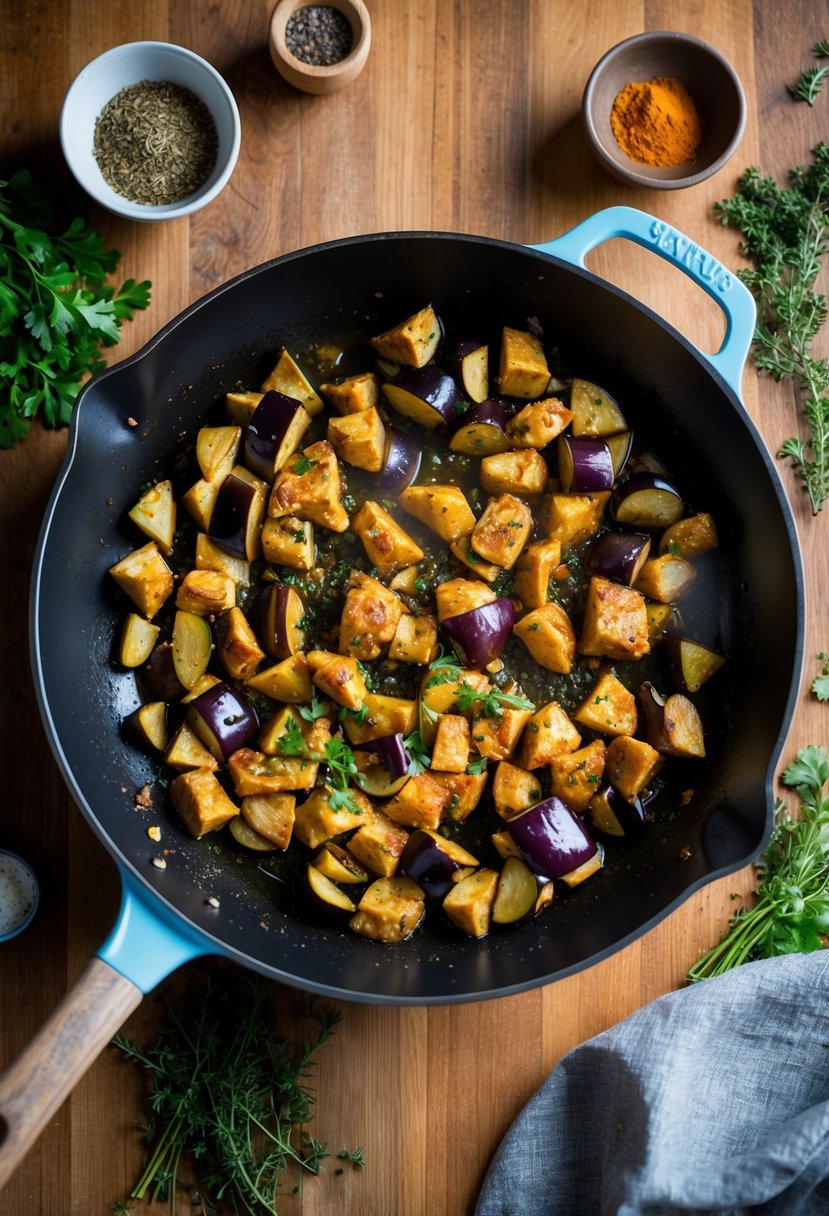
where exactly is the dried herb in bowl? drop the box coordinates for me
[94,79,218,206]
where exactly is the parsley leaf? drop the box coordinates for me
[276,716,307,757]
[812,651,829,702]
[687,745,829,980]
[298,695,329,722]
[466,756,488,775]
[403,729,431,774]
[454,680,535,720]
[0,170,151,448]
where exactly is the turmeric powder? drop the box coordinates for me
[610,76,702,168]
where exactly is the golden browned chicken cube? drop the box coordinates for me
[506,397,573,448]
[268,440,349,532]
[171,767,239,838]
[430,713,471,773]
[388,612,438,665]
[492,761,544,819]
[398,483,477,542]
[260,517,315,570]
[338,573,404,660]
[512,539,562,610]
[573,671,637,737]
[369,305,441,368]
[327,406,386,472]
[470,494,533,569]
[384,773,453,830]
[549,739,607,813]
[579,576,650,661]
[320,371,380,414]
[218,606,265,681]
[109,541,174,620]
[349,876,426,942]
[519,701,581,768]
[605,735,663,801]
[514,602,577,673]
[351,500,424,574]
[498,327,549,397]
[479,449,549,497]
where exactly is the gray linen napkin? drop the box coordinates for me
[475,952,829,1215]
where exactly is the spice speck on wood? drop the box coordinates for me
[285,5,353,66]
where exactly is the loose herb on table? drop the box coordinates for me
[687,745,829,981]
[788,39,829,104]
[114,971,363,1214]
[812,651,829,701]
[714,141,829,514]
[0,170,150,448]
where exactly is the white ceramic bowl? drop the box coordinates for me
[60,41,241,221]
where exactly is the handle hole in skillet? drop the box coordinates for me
[585,237,726,358]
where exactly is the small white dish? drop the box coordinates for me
[0,849,40,942]
[60,41,241,222]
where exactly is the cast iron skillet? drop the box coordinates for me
[0,207,803,1185]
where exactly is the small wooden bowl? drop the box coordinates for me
[269,0,371,95]
[582,31,746,189]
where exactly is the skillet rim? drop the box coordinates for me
[29,228,806,1004]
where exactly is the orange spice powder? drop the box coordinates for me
[610,76,702,168]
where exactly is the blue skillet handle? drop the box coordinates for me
[530,205,756,396]
[98,868,217,994]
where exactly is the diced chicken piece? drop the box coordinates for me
[351,500,424,574]
[573,671,637,737]
[327,406,386,472]
[369,305,441,368]
[338,573,404,660]
[512,539,562,610]
[349,876,426,942]
[268,440,349,531]
[519,701,581,769]
[579,576,650,661]
[171,767,239,838]
[397,484,476,542]
[498,327,549,398]
[549,739,607,813]
[470,494,533,569]
[109,542,174,620]
[514,602,577,673]
[320,370,380,414]
[506,397,573,447]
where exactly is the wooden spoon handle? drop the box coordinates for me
[0,957,142,1191]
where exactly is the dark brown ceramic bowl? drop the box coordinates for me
[583,31,746,189]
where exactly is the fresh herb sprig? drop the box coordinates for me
[424,649,535,720]
[812,652,829,701]
[0,170,150,448]
[275,722,363,815]
[715,143,829,513]
[788,40,829,104]
[687,746,829,981]
[114,972,362,1214]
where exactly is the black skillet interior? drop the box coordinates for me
[31,232,803,1004]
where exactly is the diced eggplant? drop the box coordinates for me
[369,732,410,781]
[492,856,544,925]
[208,472,264,561]
[399,828,481,901]
[141,641,185,701]
[313,842,370,884]
[117,613,160,668]
[127,479,176,556]
[665,636,726,693]
[506,795,599,883]
[244,389,311,480]
[588,782,647,842]
[257,582,305,660]
[369,305,442,368]
[606,430,633,479]
[452,338,489,403]
[122,700,168,754]
[569,379,627,436]
[229,815,277,852]
[354,749,411,798]
[585,531,651,586]
[610,471,684,529]
[196,425,242,483]
[378,427,422,492]
[449,398,514,455]
[440,597,516,667]
[186,681,259,761]
[382,366,466,430]
[638,682,706,758]
[294,864,356,923]
[557,436,614,493]
[171,610,213,691]
[240,792,296,849]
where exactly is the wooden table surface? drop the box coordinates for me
[1,1,827,1212]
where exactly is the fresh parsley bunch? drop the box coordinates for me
[687,746,829,981]
[0,169,150,448]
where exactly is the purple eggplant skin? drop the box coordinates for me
[244,389,304,480]
[399,830,476,901]
[366,732,411,781]
[379,427,422,492]
[449,397,516,454]
[293,864,355,923]
[557,435,615,493]
[609,470,684,529]
[208,473,257,559]
[384,365,466,429]
[439,597,516,667]
[588,782,647,844]
[585,531,652,586]
[140,641,186,701]
[186,680,259,761]
[506,796,598,882]
[257,582,303,660]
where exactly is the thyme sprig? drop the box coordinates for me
[687,746,829,981]
[114,972,361,1213]
[715,143,829,513]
